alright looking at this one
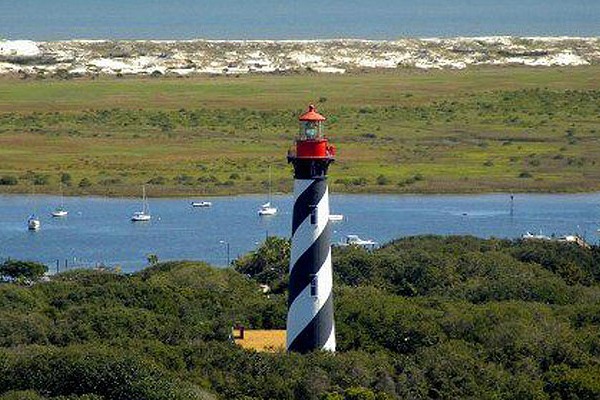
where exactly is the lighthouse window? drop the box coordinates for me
[310,275,318,297]
[309,205,318,224]
[302,121,318,138]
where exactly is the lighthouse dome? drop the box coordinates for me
[299,105,326,122]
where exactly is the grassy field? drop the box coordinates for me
[0,66,599,197]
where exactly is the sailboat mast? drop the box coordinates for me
[268,165,272,202]
[144,185,149,214]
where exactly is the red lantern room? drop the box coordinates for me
[294,105,335,159]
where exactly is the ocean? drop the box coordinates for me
[1,0,599,40]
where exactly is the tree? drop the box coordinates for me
[0,175,18,185]
[0,260,47,282]
[147,254,159,266]
[60,172,72,186]
[233,236,290,293]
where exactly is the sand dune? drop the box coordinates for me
[0,37,598,76]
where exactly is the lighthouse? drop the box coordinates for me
[286,104,336,353]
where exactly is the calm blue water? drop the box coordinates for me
[1,0,598,40]
[1,193,599,272]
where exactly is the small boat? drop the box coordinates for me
[191,201,212,208]
[131,185,151,222]
[524,231,589,248]
[27,214,41,231]
[258,201,277,216]
[329,214,344,222]
[522,231,551,240]
[338,234,377,249]
[258,166,277,216]
[51,184,68,217]
[51,206,68,218]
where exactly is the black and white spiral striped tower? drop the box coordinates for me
[286,105,336,353]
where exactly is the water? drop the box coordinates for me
[1,0,599,40]
[1,193,599,272]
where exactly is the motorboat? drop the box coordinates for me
[338,235,377,249]
[191,201,212,208]
[522,231,551,240]
[27,215,41,231]
[523,231,589,248]
[329,214,344,222]
[258,201,277,216]
[131,185,151,222]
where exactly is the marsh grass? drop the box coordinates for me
[0,67,599,196]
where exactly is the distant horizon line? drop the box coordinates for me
[2,35,600,43]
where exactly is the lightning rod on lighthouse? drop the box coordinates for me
[286,104,336,353]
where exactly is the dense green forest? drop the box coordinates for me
[1,235,599,399]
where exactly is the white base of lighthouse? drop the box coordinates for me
[286,178,335,353]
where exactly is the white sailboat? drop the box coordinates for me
[131,185,151,222]
[27,186,41,230]
[51,183,68,217]
[258,166,277,216]
[258,201,278,216]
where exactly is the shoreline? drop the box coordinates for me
[3,186,600,199]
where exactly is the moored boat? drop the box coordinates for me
[191,201,212,208]
[329,214,344,221]
[131,186,151,222]
[27,214,41,231]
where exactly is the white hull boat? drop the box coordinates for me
[258,202,277,216]
[27,215,41,231]
[258,166,277,216]
[191,201,212,208]
[52,184,68,217]
[51,207,68,218]
[329,214,344,221]
[131,211,151,222]
[131,185,151,222]
[338,235,377,249]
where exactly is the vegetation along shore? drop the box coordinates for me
[1,235,599,399]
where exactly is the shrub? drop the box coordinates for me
[60,173,72,186]
[33,174,49,185]
[147,176,166,185]
[518,171,533,178]
[351,177,368,186]
[78,178,92,188]
[197,175,218,183]
[376,175,390,185]
[174,175,194,185]
[0,176,18,185]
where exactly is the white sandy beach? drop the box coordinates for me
[0,37,598,76]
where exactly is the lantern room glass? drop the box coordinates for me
[300,121,323,139]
